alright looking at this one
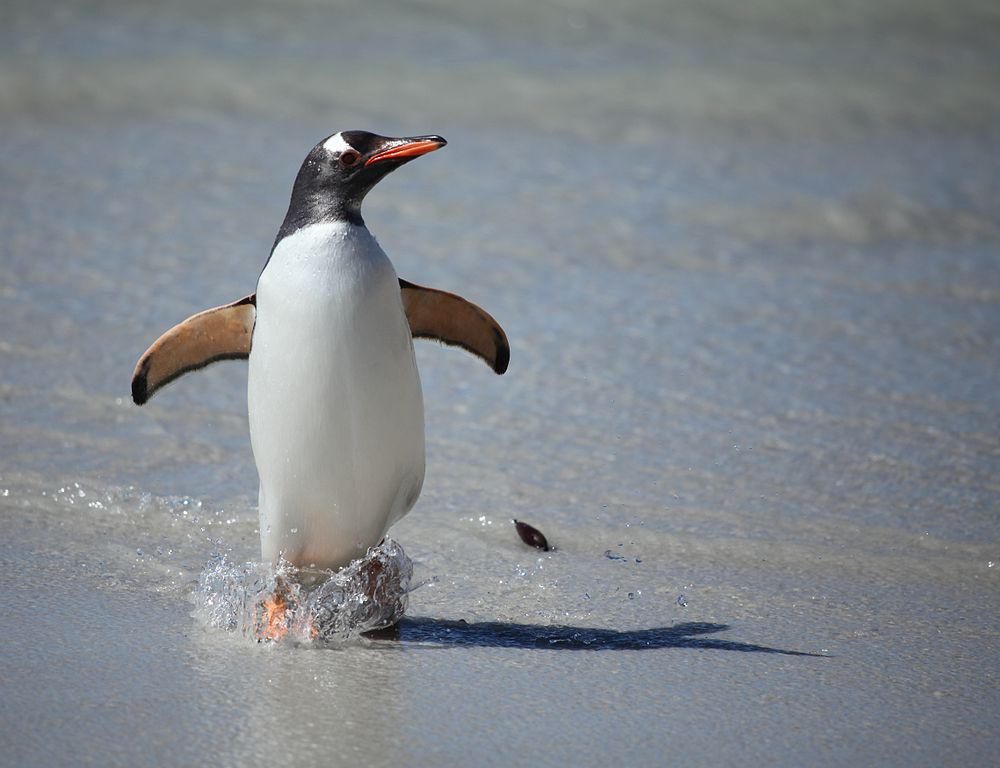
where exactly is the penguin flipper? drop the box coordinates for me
[399,279,509,374]
[131,295,257,405]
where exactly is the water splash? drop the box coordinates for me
[194,538,412,646]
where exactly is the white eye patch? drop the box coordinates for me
[322,133,354,155]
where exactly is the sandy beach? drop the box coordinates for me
[2,0,999,764]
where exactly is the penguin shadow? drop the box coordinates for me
[365,618,824,656]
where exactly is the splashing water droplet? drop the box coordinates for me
[194,538,412,645]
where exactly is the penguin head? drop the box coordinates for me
[285,130,447,227]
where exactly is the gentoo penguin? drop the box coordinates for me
[132,131,508,573]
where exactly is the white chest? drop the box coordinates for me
[247,221,425,570]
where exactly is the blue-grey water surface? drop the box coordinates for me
[2,0,999,765]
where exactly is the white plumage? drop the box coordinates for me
[248,221,425,570]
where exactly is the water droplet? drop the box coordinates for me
[676,594,688,608]
[290,528,299,534]
[136,548,144,557]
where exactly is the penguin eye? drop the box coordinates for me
[339,149,360,168]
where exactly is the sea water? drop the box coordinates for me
[2,0,999,765]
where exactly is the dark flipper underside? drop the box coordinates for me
[131,295,256,405]
[399,278,509,374]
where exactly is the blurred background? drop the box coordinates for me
[2,1,999,765]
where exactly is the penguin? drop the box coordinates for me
[132,130,509,574]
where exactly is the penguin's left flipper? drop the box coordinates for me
[131,295,257,405]
[399,279,509,374]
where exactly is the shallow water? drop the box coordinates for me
[2,0,1000,765]
[195,541,413,645]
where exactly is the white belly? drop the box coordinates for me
[248,221,425,570]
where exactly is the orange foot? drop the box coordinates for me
[252,576,318,643]
[254,587,290,642]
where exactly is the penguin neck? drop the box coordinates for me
[272,188,366,254]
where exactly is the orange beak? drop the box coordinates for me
[366,137,446,166]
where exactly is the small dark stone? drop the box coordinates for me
[513,519,550,551]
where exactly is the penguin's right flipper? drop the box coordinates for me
[131,295,257,405]
[399,279,509,374]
